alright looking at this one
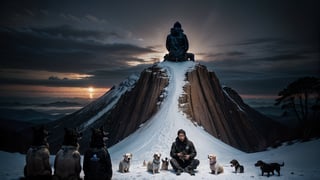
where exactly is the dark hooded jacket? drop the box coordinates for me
[170,137,197,160]
[84,129,112,180]
[84,147,112,180]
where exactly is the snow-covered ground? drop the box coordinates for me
[1,61,319,180]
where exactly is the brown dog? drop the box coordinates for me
[161,157,169,171]
[255,160,284,177]
[230,159,244,173]
[24,126,52,179]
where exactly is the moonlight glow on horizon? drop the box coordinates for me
[88,87,94,93]
[0,0,318,100]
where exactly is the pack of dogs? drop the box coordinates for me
[23,126,286,179]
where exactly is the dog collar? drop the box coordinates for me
[210,160,217,165]
[153,159,161,165]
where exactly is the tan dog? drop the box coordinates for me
[53,128,82,180]
[208,154,224,175]
[119,153,132,173]
[24,126,52,179]
[147,152,161,174]
[54,145,81,180]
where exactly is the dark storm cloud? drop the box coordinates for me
[0,0,319,97]
[204,51,246,58]
[0,64,149,88]
[0,26,156,73]
[200,36,319,95]
[30,24,123,40]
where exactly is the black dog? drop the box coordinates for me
[230,159,244,173]
[84,126,112,180]
[255,160,284,177]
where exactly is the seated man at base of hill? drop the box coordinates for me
[170,129,200,176]
[164,22,195,62]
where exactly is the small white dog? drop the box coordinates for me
[119,153,132,173]
[147,152,161,174]
[208,154,224,174]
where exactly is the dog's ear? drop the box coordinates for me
[130,153,133,157]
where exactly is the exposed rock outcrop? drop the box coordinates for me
[1,63,290,154]
[47,66,169,153]
[179,64,287,152]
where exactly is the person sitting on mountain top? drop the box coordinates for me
[164,22,195,61]
[170,129,200,176]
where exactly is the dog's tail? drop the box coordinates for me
[280,162,284,166]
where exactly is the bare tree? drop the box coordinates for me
[275,77,320,137]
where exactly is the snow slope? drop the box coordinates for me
[80,74,139,130]
[1,61,319,179]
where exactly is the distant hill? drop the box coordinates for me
[0,108,61,123]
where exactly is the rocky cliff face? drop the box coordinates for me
[98,66,169,147]
[179,64,287,152]
[2,62,289,154]
[47,65,169,153]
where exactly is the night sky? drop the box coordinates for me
[1,0,319,101]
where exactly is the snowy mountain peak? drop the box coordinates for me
[2,61,320,180]
[109,60,242,162]
[117,73,140,92]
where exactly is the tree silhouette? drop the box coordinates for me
[275,77,320,138]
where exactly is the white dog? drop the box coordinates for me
[147,152,161,174]
[119,153,132,173]
[208,154,224,174]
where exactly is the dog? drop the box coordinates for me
[143,160,147,167]
[230,159,244,173]
[24,125,52,179]
[119,153,133,173]
[84,126,112,180]
[161,157,169,170]
[53,128,82,180]
[208,154,224,174]
[147,152,161,174]
[254,160,284,177]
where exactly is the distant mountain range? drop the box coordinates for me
[0,108,62,123]
[0,101,82,108]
